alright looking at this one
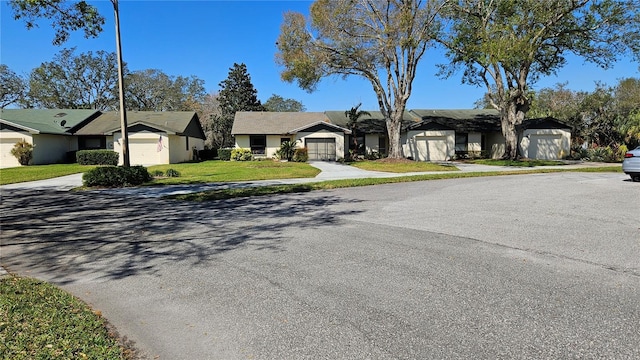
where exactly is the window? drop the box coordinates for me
[185,136,189,151]
[455,133,468,153]
[378,136,387,155]
[281,137,291,144]
[250,135,266,154]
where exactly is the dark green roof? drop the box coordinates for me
[324,110,419,133]
[0,109,100,134]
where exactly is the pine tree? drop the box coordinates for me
[216,63,264,147]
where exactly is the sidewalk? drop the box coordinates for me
[0,161,620,199]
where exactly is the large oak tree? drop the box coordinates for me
[440,0,639,159]
[276,0,446,159]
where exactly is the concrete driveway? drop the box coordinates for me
[2,171,638,359]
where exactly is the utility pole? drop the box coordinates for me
[112,0,130,167]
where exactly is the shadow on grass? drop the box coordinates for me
[0,188,362,285]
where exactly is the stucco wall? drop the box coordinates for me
[468,133,483,153]
[486,132,506,159]
[403,130,455,161]
[31,134,77,165]
[114,131,169,166]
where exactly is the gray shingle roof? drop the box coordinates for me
[231,112,332,135]
[75,111,205,139]
[0,109,100,134]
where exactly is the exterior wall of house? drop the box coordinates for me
[0,129,32,168]
[31,134,77,165]
[296,130,346,160]
[234,135,292,158]
[403,130,455,161]
[519,129,571,160]
[486,132,506,159]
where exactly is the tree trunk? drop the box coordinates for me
[386,112,404,159]
[500,104,523,160]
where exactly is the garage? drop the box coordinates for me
[306,138,336,161]
[415,136,448,161]
[128,138,163,165]
[530,135,563,160]
[1,137,27,168]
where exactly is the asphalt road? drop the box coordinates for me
[1,172,639,359]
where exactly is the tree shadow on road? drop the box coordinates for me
[0,188,363,285]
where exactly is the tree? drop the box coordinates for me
[264,94,306,112]
[126,69,206,111]
[192,92,221,148]
[0,65,25,108]
[10,0,132,166]
[344,103,370,153]
[216,63,265,148]
[441,0,639,159]
[26,48,120,110]
[276,0,445,159]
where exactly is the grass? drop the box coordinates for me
[147,160,320,185]
[171,166,622,202]
[0,276,133,359]
[469,159,566,167]
[349,160,458,172]
[0,164,93,185]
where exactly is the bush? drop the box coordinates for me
[198,148,217,160]
[231,148,253,161]
[76,150,118,166]
[151,169,164,177]
[10,139,33,165]
[83,166,151,187]
[218,148,232,161]
[586,146,618,162]
[293,147,309,162]
[165,168,181,177]
[277,140,298,161]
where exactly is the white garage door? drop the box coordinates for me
[1,138,24,168]
[416,136,448,161]
[306,138,336,161]
[129,138,162,165]
[530,135,562,160]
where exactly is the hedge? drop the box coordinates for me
[76,150,119,166]
[83,166,151,187]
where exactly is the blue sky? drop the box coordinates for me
[1,0,638,112]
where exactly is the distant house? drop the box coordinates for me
[231,112,351,161]
[232,109,571,162]
[75,111,206,165]
[0,109,205,168]
[0,109,101,167]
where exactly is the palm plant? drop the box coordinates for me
[345,103,370,157]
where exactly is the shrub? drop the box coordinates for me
[76,150,118,166]
[293,147,309,162]
[151,169,164,177]
[198,148,217,160]
[10,139,33,165]
[218,148,232,161]
[586,146,617,162]
[231,148,253,161]
[165,168,181,177]
[277,140,298,161]
[83,166,151,187]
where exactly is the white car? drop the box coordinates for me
[622,146,640,182]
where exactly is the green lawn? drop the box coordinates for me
[147,160,321,185]
[172,166,622,201]
[469,159,566,167]
[0,276,133,359]
[0,164,94,185]
[349,160,458,172]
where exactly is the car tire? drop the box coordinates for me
[632,175,640,182]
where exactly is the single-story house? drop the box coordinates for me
[231,112,351,161]
[0,109,101,167]
[232,109,571,161]
[75,111,205,165]
[0,109,205,168]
